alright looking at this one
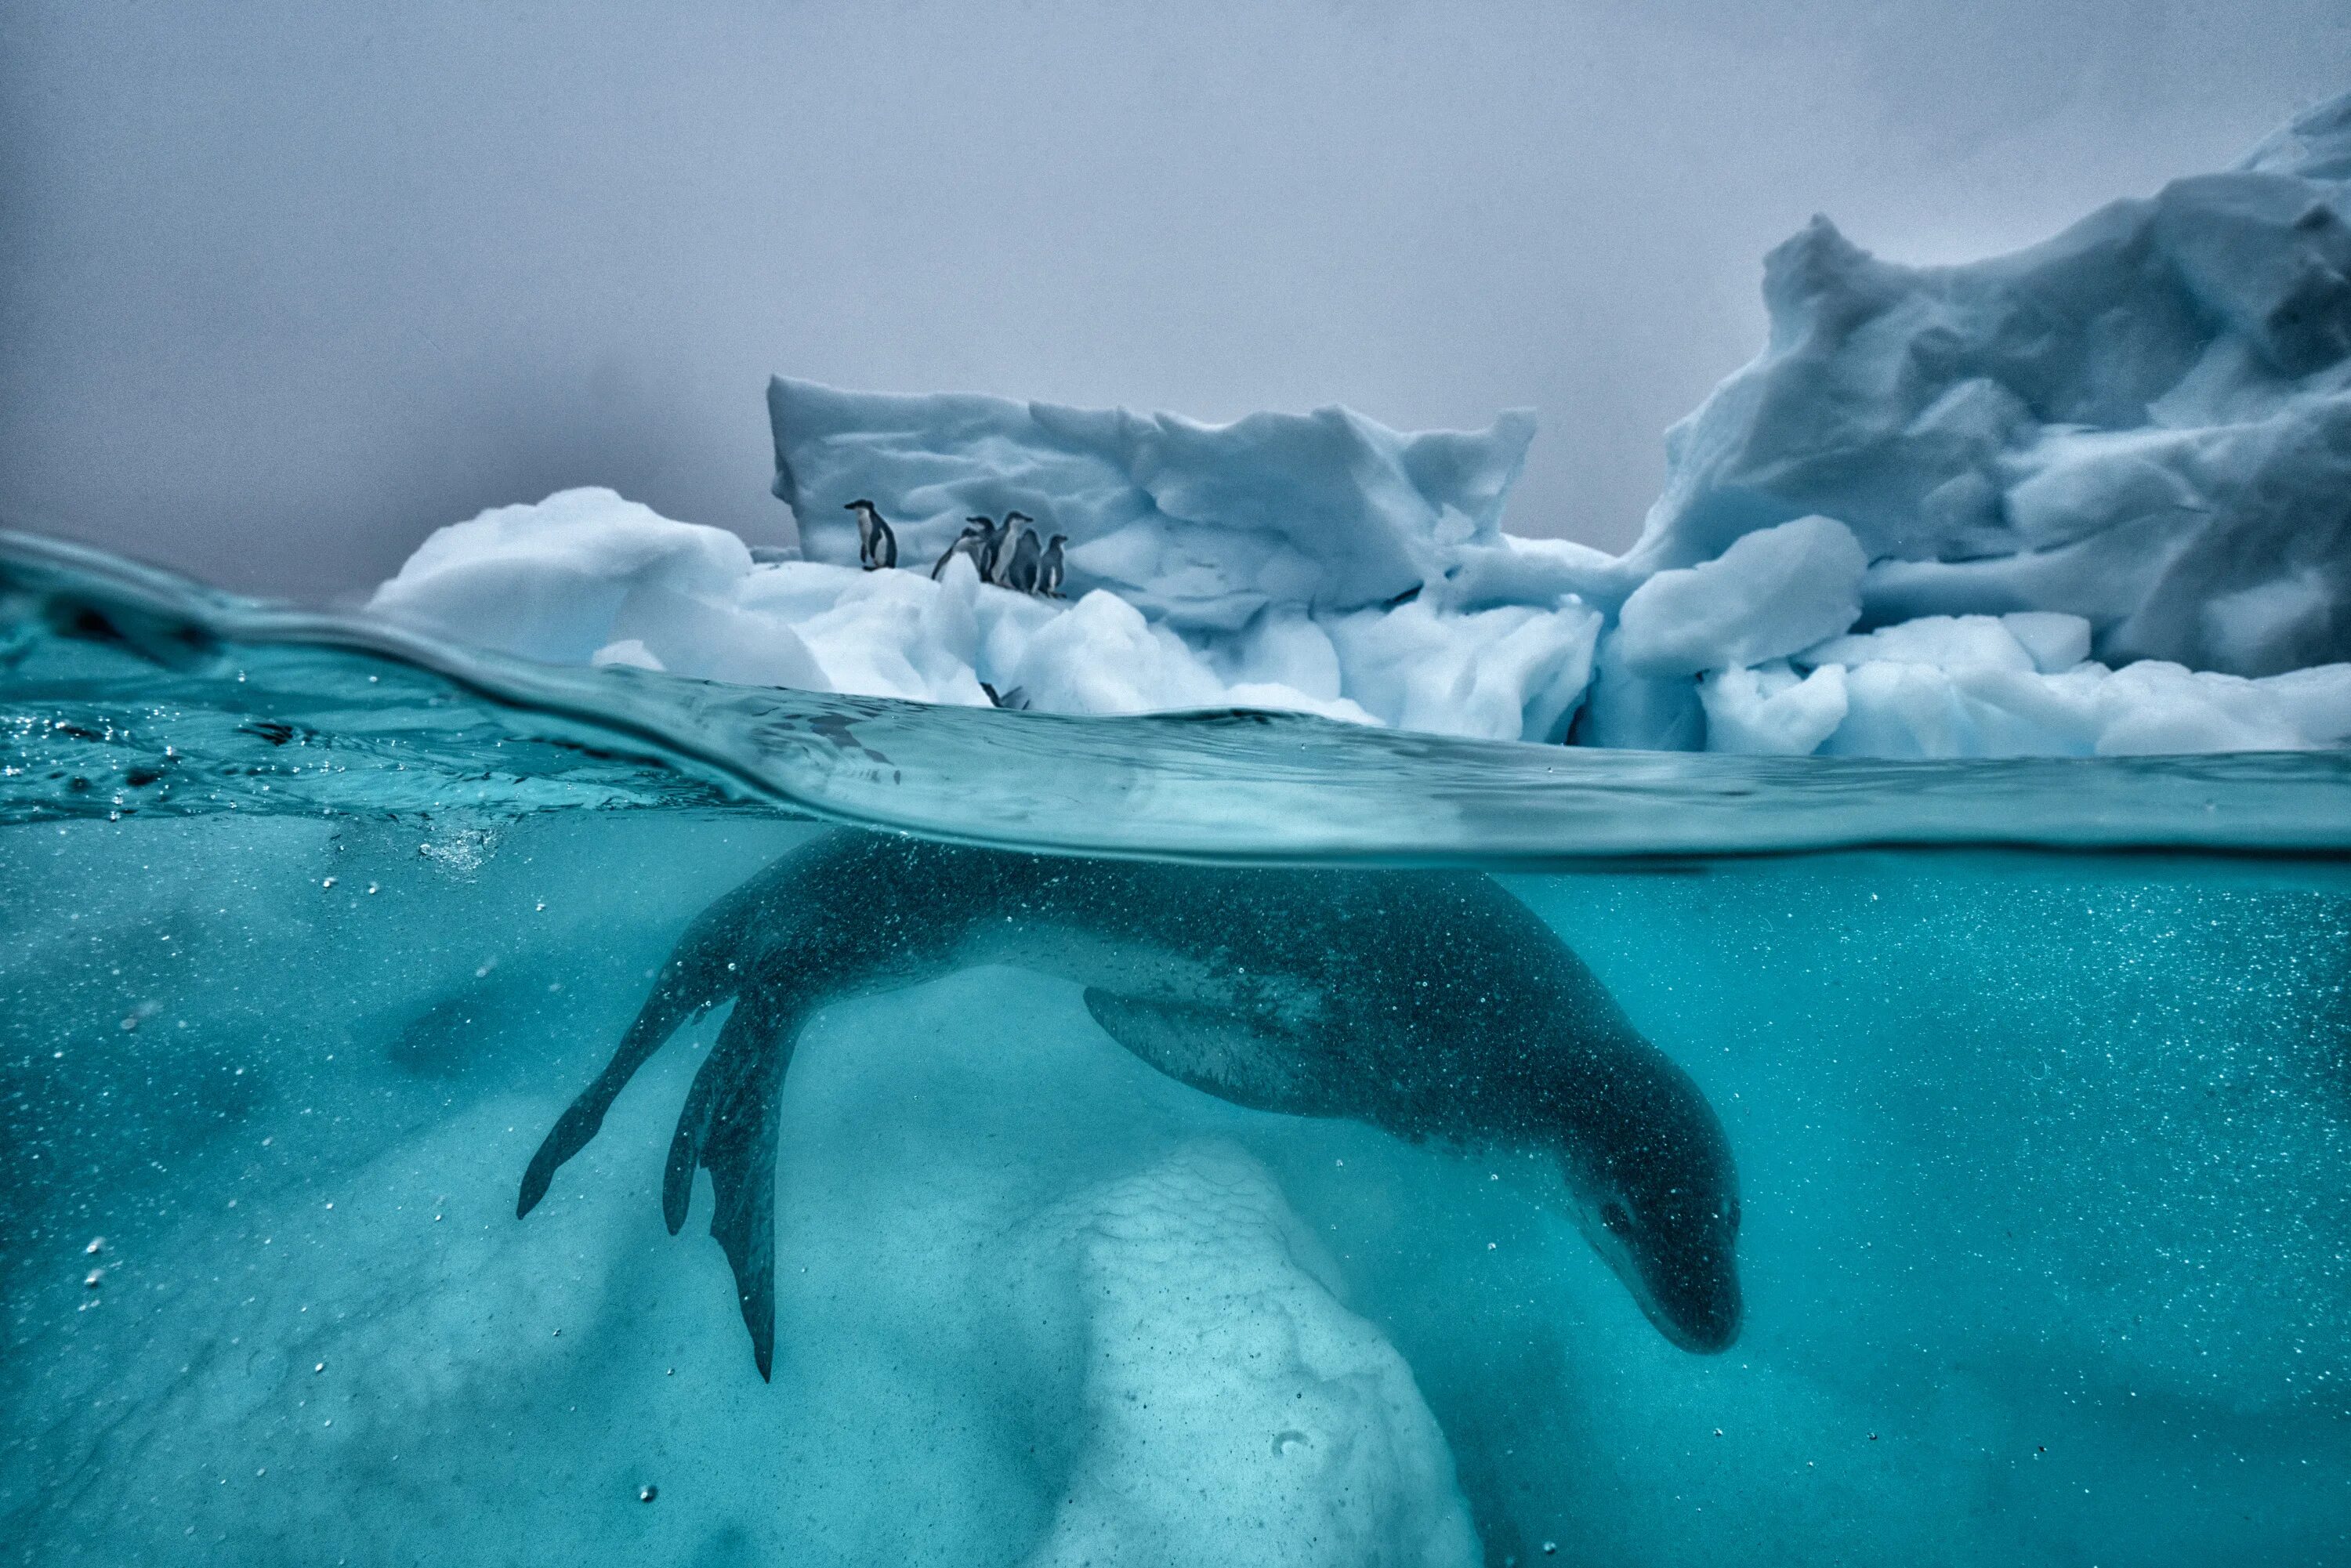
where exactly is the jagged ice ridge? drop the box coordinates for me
[370,91,2351,758]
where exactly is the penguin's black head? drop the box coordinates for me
[845,499,877,513]
[1005,511,1034,526]
[1046,534,1068,548]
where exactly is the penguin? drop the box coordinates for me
[1036,534,1068,598]
[987,512,1034,587]
[930,518,991,581]
[843,501,897,570]
[969,516,1009,584]
[1003,526,1043,594]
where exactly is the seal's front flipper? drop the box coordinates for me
[1081,989,1329,1117]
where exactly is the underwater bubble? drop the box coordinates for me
[84,1237,103,1255]
[638,1485,657,1503]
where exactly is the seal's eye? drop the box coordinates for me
[1599,1200,1634,1238]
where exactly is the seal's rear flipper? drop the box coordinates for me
[703,1037,791,1379]
[664,994,799,1379]
[516,955,735,1219]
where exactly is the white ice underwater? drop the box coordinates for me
[371,92,2351,759]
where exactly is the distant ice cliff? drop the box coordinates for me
[371,91,2351,758]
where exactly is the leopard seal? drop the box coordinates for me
[518,831,1741,1376]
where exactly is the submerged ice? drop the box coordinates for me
[370,91,2351,755]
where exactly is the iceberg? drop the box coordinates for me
[770,378,1538,636]
[370,92,2351,757]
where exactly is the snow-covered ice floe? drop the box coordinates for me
[371,92,2351,758]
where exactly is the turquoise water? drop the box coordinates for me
[4,532,2349,1566]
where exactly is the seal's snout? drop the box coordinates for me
[1664,1271,1742,1354]
[1625,1226,1742,1354]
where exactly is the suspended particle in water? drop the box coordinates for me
[639,1485,657,1503]
[85,1237,103,1255]
[83,1269,102,1288]
[313,1363,325,1374]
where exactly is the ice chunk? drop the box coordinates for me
[1614,515,1867,676]
[1324,596,1600,743]
[1999,612,2093,675]
[1219,608,1346,703]
[1006,1143,1479,1568]
[369,488,831,693]
[2089,663,2317,755]
[1006,590,1227,717]
[1623,89,2351,679]
[1802,656,2351,759]
[371,488,760,667]
[373,485,1596,741]
[1699,662,1849,755]
[1802,614,2040,675]
[1821,661,2098,759]
[589,637,663,672]
[1574,630,1706,750]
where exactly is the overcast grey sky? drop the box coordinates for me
[3,1,2346,600]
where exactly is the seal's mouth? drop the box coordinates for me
[1574,1195,1743,1353]
[1635,1272,1742,1355]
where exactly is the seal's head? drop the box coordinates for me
[1551,1056,1743,1353]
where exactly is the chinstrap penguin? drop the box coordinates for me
[843,500,897,570]
[1002,525,1043,594]
[930,518,991,581]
